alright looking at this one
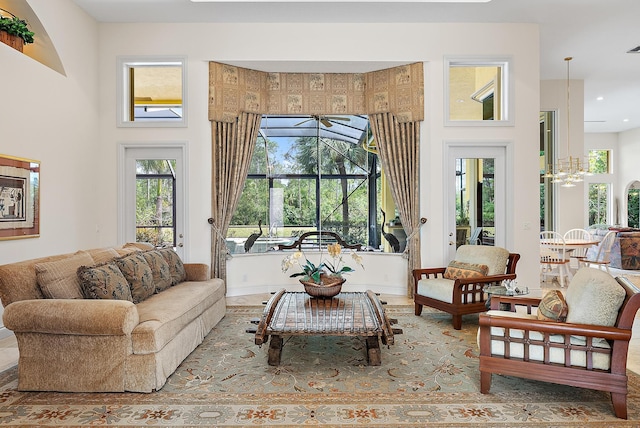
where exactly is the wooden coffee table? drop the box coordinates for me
[254,289,401,366]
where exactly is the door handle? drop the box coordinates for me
[449,241,455,246]
[178,243,184,247]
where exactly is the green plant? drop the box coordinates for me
[281,244,364,284]
[0,12,35,44]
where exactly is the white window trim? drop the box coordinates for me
[444,56,514,127]
[116,56,188,128]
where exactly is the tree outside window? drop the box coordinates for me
[588,183,609,226]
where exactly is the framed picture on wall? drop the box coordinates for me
[0,154,40,240]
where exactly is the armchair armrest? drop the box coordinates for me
[3,299,139,336]
[479,313,632,342]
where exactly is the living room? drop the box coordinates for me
[1,0,640,425]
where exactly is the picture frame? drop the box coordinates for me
[0,154,40,240]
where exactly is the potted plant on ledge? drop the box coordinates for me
[0,9,34,52]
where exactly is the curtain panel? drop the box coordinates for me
[369,112,422,297]
[210,112,262,284]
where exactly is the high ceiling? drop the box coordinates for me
[71,0,640,134]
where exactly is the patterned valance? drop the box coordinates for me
[208,61,423,123]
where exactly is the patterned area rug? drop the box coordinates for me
[0,305,639,427]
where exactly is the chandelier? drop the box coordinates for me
[543,57,592,187]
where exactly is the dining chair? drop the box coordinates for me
[563,228,594,269]
[540,231,572,287]
[579,230,617,274]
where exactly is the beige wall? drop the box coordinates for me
[0,4,542,307]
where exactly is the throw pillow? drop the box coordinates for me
[564,267,626,326]
[87,247,120,264]
[35,251,95,299]
[77,262,133,301]
[141,250,173,292]
[537,290,568,322]
[114,253,155,304]
[158,248,187,285]
[443,260,489,280]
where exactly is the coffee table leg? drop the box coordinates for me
[268,335,283,366]
[366,336,381,366]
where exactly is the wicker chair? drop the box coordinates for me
[413,245,520,330]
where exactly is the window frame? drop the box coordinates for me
[444,56,514,127]
[116,56,188,128]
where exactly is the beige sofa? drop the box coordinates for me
[0,244,226,393]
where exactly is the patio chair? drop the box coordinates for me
[478,268,640,419]
[467,227,483,245]
[413,245,520,329]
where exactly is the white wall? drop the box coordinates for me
[94,22,540,294]
[540,79,586,233]
[0,0,99,334]
[1,14,541,306]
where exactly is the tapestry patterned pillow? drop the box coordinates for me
[77,262,133,301]
[443,260,489,280]
[537,289,568,322]
[158,248,187,285]
[114,253,155,303]
[141,250,173,292]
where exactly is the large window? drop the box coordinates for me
[228,115,388,254]
[588,183,609,226]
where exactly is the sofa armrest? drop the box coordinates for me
[184,263,210,281]
[3,299,139,336]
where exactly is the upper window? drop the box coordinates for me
[117,56,187,127]
[445,57,513,126]
[589,150,611,174]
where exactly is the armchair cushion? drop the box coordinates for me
[537,290,568,322]
[565,268,626,326]
[416,278,456,303]
[454,245,509,275]
[444,260,489,280]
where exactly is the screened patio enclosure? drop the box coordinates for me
[227,114,395,254]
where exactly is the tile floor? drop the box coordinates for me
[0,278,639,376]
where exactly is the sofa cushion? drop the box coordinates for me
[537,289,568,322]
[35,251,95,299]
[482,310,611,370]
[131,279,225,354]
[443,260,489,280]
[77,262,133,301]
[454,245,509,275]
[565,268,626,326]
[87,247,120,264]
[158,248,187,285]
[140,250,172,292]
[114,253,155,304]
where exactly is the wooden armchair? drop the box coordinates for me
[478,269,640,419]
[413,245,520,330]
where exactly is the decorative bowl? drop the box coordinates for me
[300,276,346,297]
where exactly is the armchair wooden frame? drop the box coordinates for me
[478,277,640,419]
[412,253,520,330]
